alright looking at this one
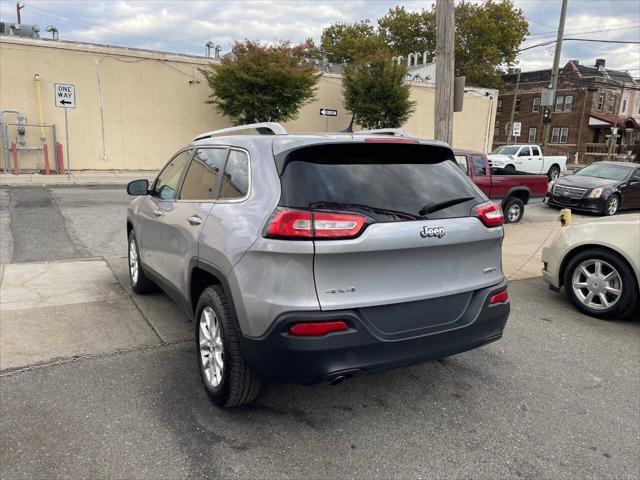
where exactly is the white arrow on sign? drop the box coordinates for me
[320,108,338,116]
[55,83,76,108]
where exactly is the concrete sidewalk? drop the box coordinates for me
[503,220,561,281]
[0,170,156,187]
[0,257,190,371]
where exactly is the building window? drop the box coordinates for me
[597,94,604,111]
[622,99,627,113]
[532,97,540,112]
[493,122,499,141]
[528,127,537,143]
[608,96,616,113]
[555,95,564,112]
[560,127,569,143]
[515,98,521,113]
[550,127,568,144]
[564,95,573,111]
[497,99,503,113]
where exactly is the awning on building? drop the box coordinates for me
[588,113,638,129]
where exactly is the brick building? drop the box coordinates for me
[493,59,639,163]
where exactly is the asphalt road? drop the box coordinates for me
[1,277,638,480]
[1,186,639,479]
[0,186,129,263]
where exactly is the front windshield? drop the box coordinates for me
[492,146,520,155]
[575,163,631,181]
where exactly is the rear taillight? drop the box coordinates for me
[474,202,504,228]
[265,208,367,239]
[289,321,348,336]
[489,289,509,305]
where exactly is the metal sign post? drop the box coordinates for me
[54,83,76,177]
[320,108,338,132]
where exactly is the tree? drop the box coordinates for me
[321,1,529,87]
[200,40,318,125]
[377,6,435,61]
[454,1,529,87]
[343,52,415,129]
[320,20,387,64]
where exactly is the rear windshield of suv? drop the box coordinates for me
[279,143,486,221]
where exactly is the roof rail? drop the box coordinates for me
[355,128,414,138]
[194,122,287,141]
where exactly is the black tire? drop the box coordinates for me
[128,230,156,294]
[195,285,261,407]
[547,165,560,181]
[503,197,525,223]
[601,194,620,216]
[505,164,516,172]
[563,248,638,320]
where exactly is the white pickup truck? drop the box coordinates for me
[487,144,567,180]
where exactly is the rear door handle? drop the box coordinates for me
[188,215,202,226]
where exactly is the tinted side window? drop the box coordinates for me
[220,150,249,199]
[180,148,228,200]
[471,155,486,176]
[531,146,540,156]
[154,150,191,200]
[518,147,531,156]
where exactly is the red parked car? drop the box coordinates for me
[454,150,548,223]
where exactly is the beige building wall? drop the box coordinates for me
[1,37,496,172]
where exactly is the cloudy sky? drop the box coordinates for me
[1,0,638,75]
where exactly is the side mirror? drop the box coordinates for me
[127,179,149,196]
[630,176,640,183]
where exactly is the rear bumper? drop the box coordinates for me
[240,281,510,384]
[544,193,605,213]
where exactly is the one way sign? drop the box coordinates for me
[55,83,76,108]
[320,108,338,117]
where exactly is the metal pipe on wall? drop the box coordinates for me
[33,74,46,140]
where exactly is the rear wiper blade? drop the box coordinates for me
[419,197,475,216]
[309,201,423,220]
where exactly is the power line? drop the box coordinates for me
[27,3,199,54]
[518,37,640,53]
[524,24,640,42]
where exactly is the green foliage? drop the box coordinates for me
[377,6,435,61]
[343,52,415,129]
[200,40,318,125]
[321,1,529,87]
[320,20,387,64]
[454,0,529,87]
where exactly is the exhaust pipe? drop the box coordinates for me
[328,375,346,385]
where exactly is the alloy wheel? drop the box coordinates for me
[571,259,622,311]
[607,197,619,215]
[507,204,521,222]
[199,306,224,387]
[129,239,139,284]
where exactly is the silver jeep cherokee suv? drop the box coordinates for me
[126,123,510,407]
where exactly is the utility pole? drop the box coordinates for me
[541,0,568,151]
[507,68,521,143]
[16,2,24,23]
[434,0,455,145]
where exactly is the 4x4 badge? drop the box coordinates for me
[420,226,445,238]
